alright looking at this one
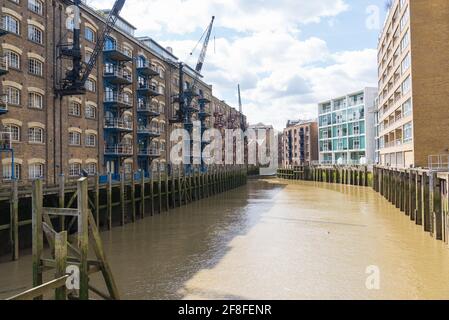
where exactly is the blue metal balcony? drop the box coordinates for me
[0,57,8,76]
[136,62,159,77]
[137,83,161,97]
[137,125,161,138]
[0,20,9,37]
[104,93,133,110]
[104,144,134,157]
[104,118,133,133]
[138,148,161,158]
[103,66,132,85]
[0,95,7,115]
[103,43,133,62]
[137,101,160,117]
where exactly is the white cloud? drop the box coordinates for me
[86,0,378,130]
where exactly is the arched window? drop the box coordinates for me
[85,78,96,92]
[86,163,97,175]
[3,15,20,35]
[4,124,20,142]
[3,162,21,181]
[5,86,21,106]
[28,92,43,109]
[137,56,146,68]
[28,25,43,44]
[85,133,96,147]
[29,162,44,179]
[69,131,81,146]
[104,37,116,50]
[85,26,96,42]
[28,127,44,143]
[28,0,44,15]
[85,104,96,119]
[69,163,81,177]
[28,58,43,76]
[69,101,81,116]
[5,50,21,70]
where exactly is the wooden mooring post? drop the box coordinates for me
[1,166,248,262]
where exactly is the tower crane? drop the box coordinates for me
[172,16,215,174]
[56,0,126,96]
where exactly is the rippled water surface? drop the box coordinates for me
[1,178,449,299]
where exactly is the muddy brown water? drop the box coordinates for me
[1,178,449,300]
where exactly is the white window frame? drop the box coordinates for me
[28,127,44,143]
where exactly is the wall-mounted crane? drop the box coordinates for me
[55,0,126,96]
[172,16,215,174]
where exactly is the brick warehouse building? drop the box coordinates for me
[0,0,247,185]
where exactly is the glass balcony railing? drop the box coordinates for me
[0,94,8,114]
[138,148,161,157]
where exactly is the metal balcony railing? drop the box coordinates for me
[103,66,132,83]
[103,43,133,60]
[104,118,133,131]
[104,144,133,156]
[137,83,160,96]
[137,126,161,135]
[136,61,159,77]
[138,148,161,157]
[0,94,7,113]
[104,93,133,108]
[0,56,8,73]
[137,102,159,114]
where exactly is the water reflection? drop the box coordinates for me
[1,178,449,300]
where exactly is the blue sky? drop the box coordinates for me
[88,0,389,130]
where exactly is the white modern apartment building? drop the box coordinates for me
[318,88,378,165]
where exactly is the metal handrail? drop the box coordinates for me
[104,93,133,107]
[104,118,133,130]
[103,66,132,82]
[103,42,133,58]
[137,125,160,134]
[104,144,133,155]
[0,56,8,71]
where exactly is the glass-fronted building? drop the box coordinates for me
[318,88,378,165]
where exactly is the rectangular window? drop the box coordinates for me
[402,76,411,94]
[401,52,411,74]
[402,98,412,117]
[401,30,410,52]
[28,25,43,44]
[400,6,409,31]
[403,122,413,143]
[28,59,43,76]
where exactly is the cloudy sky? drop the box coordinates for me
[86,0,387,130]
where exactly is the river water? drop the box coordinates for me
[1,178,449,300]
